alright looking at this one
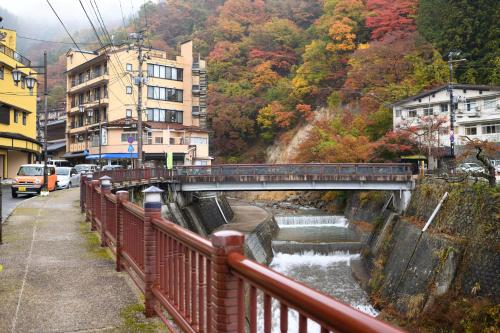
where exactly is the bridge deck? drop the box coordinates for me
[175,163,414,191]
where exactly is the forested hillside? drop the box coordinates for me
[35,0,500,163]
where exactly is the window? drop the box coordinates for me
[0,66,3,80]
[190,137,208,145]
[126,109,132,118]
[169,138,175,144]
[155,137,163,144]
[194,160,208,166]
[395,109,401,117]
[14,110,19,123]
[22,112,27,125]
[482,124,500,134]
[147,64,184,81]
[146,108,183,124]
[121,132,138,142]
[408,109,417,118]
[484,99,497,112]
[147,86,183,102]
[0,105,10,124]
[126,86,132,94]
[423,107,433,116]
[466,101,477,112]
[440,104,448,113]
[126,63,133,71]
[465,126,477,135]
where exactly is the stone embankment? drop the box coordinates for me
[347,180,499,331]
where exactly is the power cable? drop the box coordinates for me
[45,0,88,61]
[92,0,138,102]
[17,35,97,45]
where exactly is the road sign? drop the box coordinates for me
[128,144,134,153]
[127,136,134,144]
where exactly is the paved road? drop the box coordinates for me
[1,185,31,222]
[0,188,160,332]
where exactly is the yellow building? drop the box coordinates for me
[0,28,42,179]
[65,40,211,166]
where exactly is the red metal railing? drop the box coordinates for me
[104,193,117,245]
[82,177,405,333]
[122,202,145,272]
[152,218,214,332]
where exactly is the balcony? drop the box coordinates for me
[69,98,109,113]
[0,44,31,66]
[68,73,109,93]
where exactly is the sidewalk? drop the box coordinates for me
[0,188,161,332]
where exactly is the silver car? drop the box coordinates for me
[56,167,80,189]
[457,163,485,174]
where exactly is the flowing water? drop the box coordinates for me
[260,211,378,332]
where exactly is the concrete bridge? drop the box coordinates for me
[174,163,414,191]
[96,163,414,212]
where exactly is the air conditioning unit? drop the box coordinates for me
[475,106,481,111]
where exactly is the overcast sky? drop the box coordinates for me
[2,0,157,37]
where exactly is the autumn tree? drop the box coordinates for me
[366,0,418,40]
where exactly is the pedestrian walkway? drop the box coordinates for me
[0,188,161,332]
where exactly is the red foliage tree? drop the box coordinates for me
[365,0,418,40]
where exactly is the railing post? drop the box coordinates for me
[210,230,245,333]
[84,172,93,219]
[143,185,164,317]
[115,190,129,272]
[80,173,85,213]
[90,180,100,231]
[99,176,112,247]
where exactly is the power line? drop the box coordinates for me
[92,0,137,101]
[17,35,97,45]
[118,0,127,29]
[45,0,88,61]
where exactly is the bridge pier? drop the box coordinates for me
[392,190,412,213]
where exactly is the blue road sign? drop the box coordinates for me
[128,144,134,153]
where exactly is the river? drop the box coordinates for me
[259,210,377,331]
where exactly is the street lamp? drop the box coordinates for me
[25,75,37,90]
[11,68,23,84]
[12,52,49,195]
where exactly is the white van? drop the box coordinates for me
[47,159,72,167]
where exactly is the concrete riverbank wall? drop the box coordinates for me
[346,180,499,330]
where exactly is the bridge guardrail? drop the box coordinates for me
[80,173,405,333]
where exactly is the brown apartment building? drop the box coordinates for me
[64,40,210,166]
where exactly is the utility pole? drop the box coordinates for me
[447,51,466,159]
[42,51,48,194]
[130,32,145,167]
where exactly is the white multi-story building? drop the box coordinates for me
[393,84,500,150]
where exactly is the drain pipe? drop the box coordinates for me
[194,193,229,224]
[395,192,449,292]
[422,192,448,232]
[214,196,229,224]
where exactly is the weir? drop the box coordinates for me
[269,210,378,319]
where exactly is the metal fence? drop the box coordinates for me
[81,175,404,333]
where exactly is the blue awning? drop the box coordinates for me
[86,153,138,160]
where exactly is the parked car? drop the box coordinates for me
[74,164,98,174]
[102,164,125,171]
[56,167,80,189]
[491,160,500,174]
[11,164,57,198]
[47,159,72,167]
[457,162,485,173]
